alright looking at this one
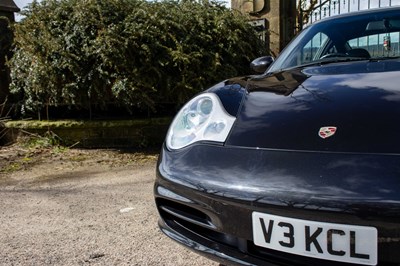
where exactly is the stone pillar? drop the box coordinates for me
[232,0,296,57]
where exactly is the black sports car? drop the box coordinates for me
[154,7,400,266]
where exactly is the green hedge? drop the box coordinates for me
[9,0,266,118]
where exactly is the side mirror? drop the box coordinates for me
[250,56,274,74]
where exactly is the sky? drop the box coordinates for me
[13,0,33,21]
[14,0,31,10]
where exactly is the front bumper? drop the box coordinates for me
[158,217,266,266]
[154,144,400,265]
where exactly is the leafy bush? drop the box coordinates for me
[9,0,266,118]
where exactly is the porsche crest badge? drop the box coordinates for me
[318,126,337,139]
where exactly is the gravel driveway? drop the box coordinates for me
[0,146,218,266]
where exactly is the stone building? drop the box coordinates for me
[0,0,20,103]
[0,0,20,22]
[231,0,297,56]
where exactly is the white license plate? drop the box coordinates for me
[252,212,377,265]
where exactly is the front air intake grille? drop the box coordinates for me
[156,199,215,229]
[157,199,244,249]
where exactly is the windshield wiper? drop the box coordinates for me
[299,56,370,68]
[272,56,400,74]
[369,56,400,61]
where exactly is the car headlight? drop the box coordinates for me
[166,93,236,150]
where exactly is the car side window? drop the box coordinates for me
[348,32,400,57]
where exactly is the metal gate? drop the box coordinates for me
[308,0,400,24]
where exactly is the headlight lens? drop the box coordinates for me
[166,93,236,150]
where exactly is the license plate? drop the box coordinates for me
[252,212,377,265]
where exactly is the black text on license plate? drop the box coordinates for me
[252,212,377,265]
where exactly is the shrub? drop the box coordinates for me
[9,0,266,118]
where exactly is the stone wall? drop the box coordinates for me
[4,118,172,148]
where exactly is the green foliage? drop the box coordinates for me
[22,131,64,148]
[9,0,266,116]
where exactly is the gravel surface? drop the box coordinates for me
[0,144,218,265]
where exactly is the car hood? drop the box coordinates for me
[225,59,400,154]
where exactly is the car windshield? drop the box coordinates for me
[268,8,400,73]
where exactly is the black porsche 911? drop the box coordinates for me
[154,7,400,266]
